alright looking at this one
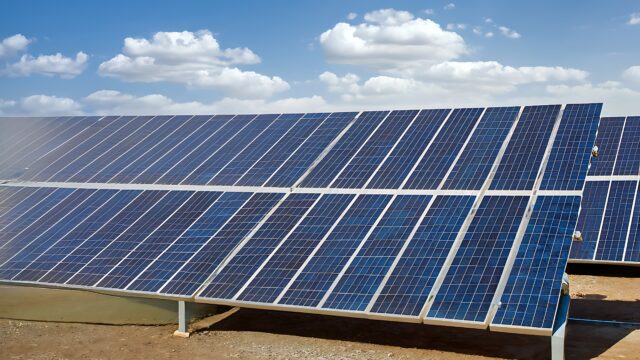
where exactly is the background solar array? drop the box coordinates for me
[0,103,601,336]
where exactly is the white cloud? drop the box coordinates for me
[629,13,640,25]
[98,30,289,98]
[18,95,83,115]
[499,26,521,39]
[0,34,30,58]
[623,65,640,82]
[485,32,495,38]
[424,9,434,15]
[447,23,466,30]
[544,82,640,116]
[319,9,467,69]
[4,52,88,78]
[484,18,493,24]
[444,3,455,10]
[347,12,357,20]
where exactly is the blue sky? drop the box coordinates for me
[1,0,639,116]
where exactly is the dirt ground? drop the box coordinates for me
[1,268,639,360]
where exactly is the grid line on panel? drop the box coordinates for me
[299,111,389,188]
[540,103,601,190]
[588,117,625,176]
[625,183,640,262]
[492,196,580,331]
[570,181,609,259]
[235,194,355,304]
[159,192,284,296]
[490,105,560,190]
[614,117,640,176]
[426,196,529,323]
[0,187,54,227]
[0,117,59,163]
[404,108,484,190]
[126,192,252,293]
[198,193,320,300]
[594,181,636,261]
[330,110,419,189]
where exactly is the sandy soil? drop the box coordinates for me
[1,271,638,360]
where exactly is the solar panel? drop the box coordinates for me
[570,116,640,265]
[0,103,602,337]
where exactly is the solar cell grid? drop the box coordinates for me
[569,181,609,260]
[594,181,636,261]
[613,116,640,176]
[587,117,625,176]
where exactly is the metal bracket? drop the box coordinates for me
[173,301,192,338]
[551,273,570,360]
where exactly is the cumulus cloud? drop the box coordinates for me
[424,9,434,15]
[0,34,30,58]
[98,30,289,98]
[4,52,88,78]
[544,82,640,115]
[347,12,357,20]
[629,13,640,25]
[498,26,521,39]
[623,65,640,82]
[0,95,83,116]
[319,9,467,69]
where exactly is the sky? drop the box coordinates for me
[0,0,639,116]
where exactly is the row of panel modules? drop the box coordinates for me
[0,105,598,191]
[0,185,580,335]
[571,116,640,264]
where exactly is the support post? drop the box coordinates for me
[173,301,191,338]
[551,273,570,360]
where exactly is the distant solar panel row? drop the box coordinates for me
[571,116,640,264]
[0,103,602,337]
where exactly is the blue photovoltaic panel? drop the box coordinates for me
[265,112,356,188]
[570,181,609,260]
[66,191,193,287]
[427,196,528,323]
[540,103,601,191]
[95,191,222,289]
[278,194,391,307]
[209,115,302,185]
[38,190,161,284]
[330,110,418,189]
[160,192,284,296]
[10,190,141,282]
[128,192,251,293]
[132,115,234,184]
[595,181,636,261]
[322,195,431,311]
[198,193,319,299]
[613,117,640,176]
[300,111,389,188]
[492,196,580,331]
[236,194,355,303]
[181,114,278,185]
[366,109,450,189]
[371,195,475,316]
[235,114,329,186]
[625,187,640,262]
[404,108,484,189]
[47,116,151,182]
[89,115,194,183]
[110,115,212,184]
[490,105,560,190]
[443,107,519,190]
[0,187,54,224]
[70,116,175,183]
[588,117,625,176]
[155,115,254,184]
[3,190,120,281]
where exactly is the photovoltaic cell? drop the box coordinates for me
[490,105,560,190]
[569,181,609,260]
[625,188,640,262]
[540,103,601,191]
[0,187,54,224]
[366,109,450,189]
[427,196,528,323]
[371,195,475,316]
[198,193,319,299]
[404,108,484,189]
[587,117,625,176]
[278,194,391,307]
[492,196,580,332]
[236,194,355,303]
[300,111,389,188]
[595,181,636,261]
[613,117,640,176]
[443,107,519,190]
[321,195,431,311]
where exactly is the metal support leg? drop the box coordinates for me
[173,301,191,338]
[551,273,570,360]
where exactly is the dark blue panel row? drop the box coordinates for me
[595,181,636,261]
[614,117,640,176]
[492,196,580,330]
[540,103,601,190]
[427,196,528,323]
[570,181,608,260]
[587,117,625,176]
[490,105,560,190]
[626,190,640,262]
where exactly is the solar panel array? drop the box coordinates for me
[0,103,601,336]
[570,116,640,264]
